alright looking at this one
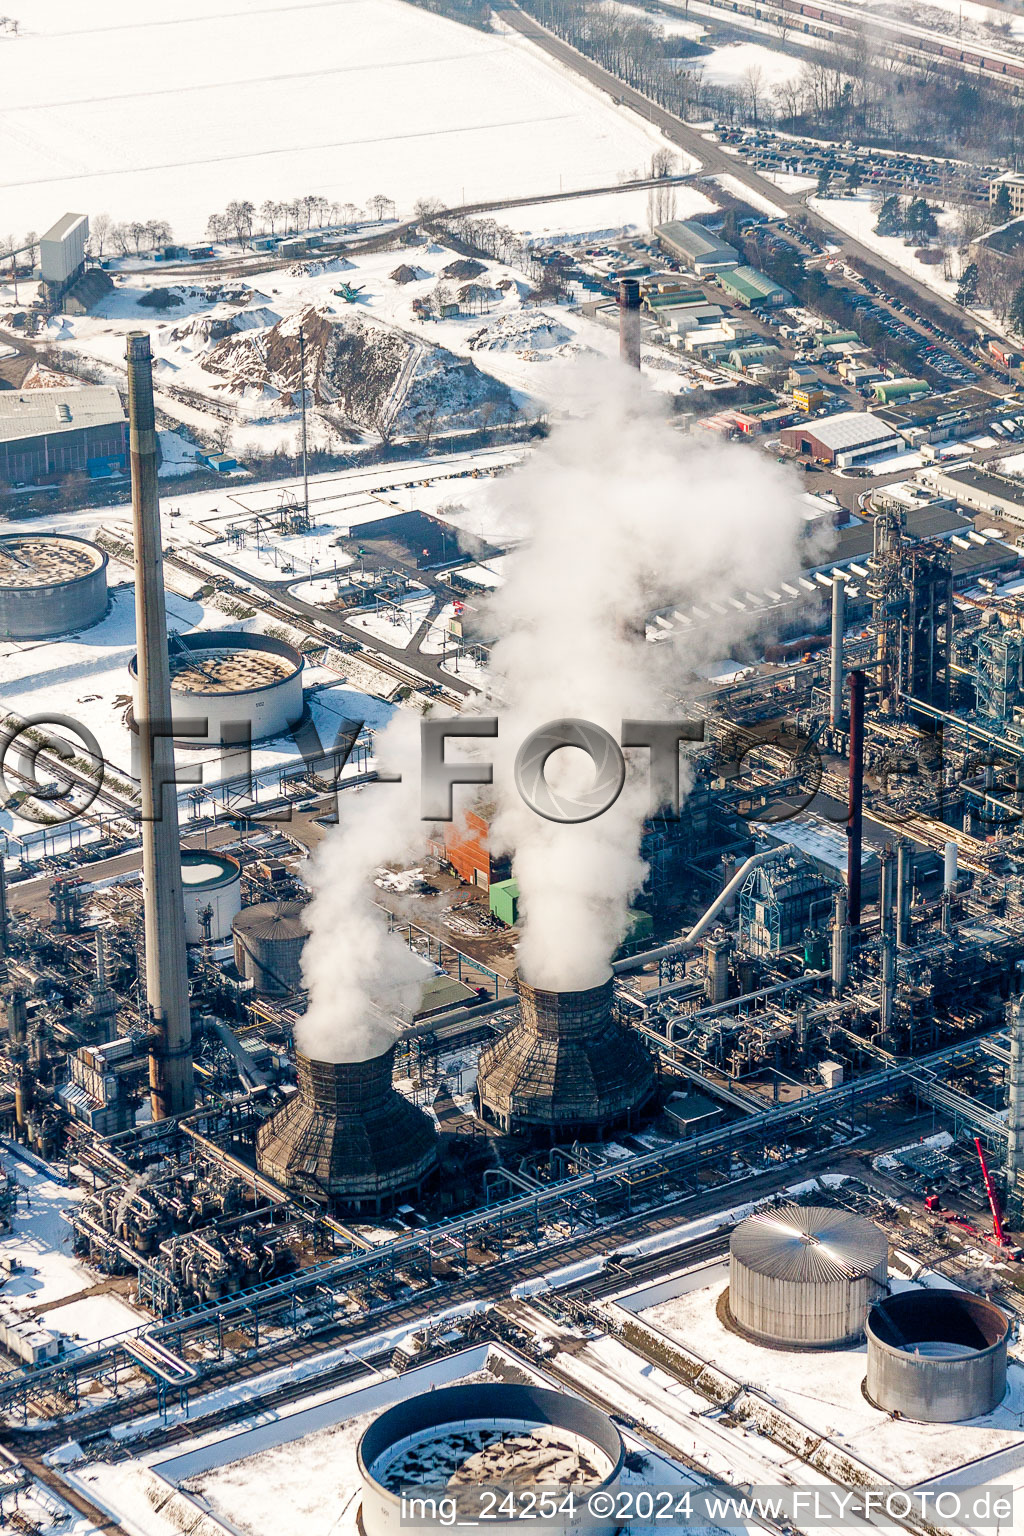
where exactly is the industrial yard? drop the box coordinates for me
[7,0,1024,1533]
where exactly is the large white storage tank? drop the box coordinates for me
[180,850,242,943]
[129,631,304,747]
[357,1383,624,1536]
[727,1203,888,1348]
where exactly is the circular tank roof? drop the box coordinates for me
[169,645,298,695]
[232,900,307,941]
[0,534,105,589]
[731,1204,888,1284]
[180,850,240,889]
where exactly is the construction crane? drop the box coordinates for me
[974,1136,1013,1251]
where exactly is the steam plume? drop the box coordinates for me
[298,709,431,1062]
[482,369,806,989]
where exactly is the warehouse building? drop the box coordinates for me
[655,220,739,273]
[919,464,1024,524]
[874,386,1002,446]
[0,388,127,483]
[781,410,902,467]
[717,265,792,309]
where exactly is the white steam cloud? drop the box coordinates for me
[297,364,809,1058]
[482,369,807,990]
[297,709,431,1062]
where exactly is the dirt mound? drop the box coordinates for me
[468,310,575,355]
[391,264,428,284]
[203,304,517,436]
[441,257,486,281]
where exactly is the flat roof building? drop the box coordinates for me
[920,464,1024,523]
[655,220,739,273]
[990,172,1024,217]
[781,410,902,467]
[717,265,792,308]
[874,386,1003,445]
[0,387,127,484]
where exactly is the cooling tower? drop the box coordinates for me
[255,1046,438,1213]
[476,972,656,1139]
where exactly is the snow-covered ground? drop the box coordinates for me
[633,1268,1024,1490]
[694,40,806,90]
[1,0,683,238]
[0,1148,147,1348]
[502,182,715,244]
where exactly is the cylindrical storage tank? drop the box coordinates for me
[358,1383,624,1536]
[129,630,304,747]
[866,1290,1008,1422]
[256,1046,438,1213]
[180,850,242,942]
[727,1204,888,1348]
[0,534,108,639]
[232,900,307,995]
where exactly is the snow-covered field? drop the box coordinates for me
[808,192,961,299]
[694,40,806,90]
[503,182,715,244]
[1,0,682,239]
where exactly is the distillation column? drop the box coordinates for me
[830,577,845,729]
[126,332,195,1119]
[1006,996,1024,1225]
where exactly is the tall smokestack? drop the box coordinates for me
[829,577,845,728]
[896,839,912,948]
[126,332,195,1120]
[618,278,642,371]
[847,670,865,927]
[0,852,9,982]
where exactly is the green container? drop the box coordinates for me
[489,878,519,927]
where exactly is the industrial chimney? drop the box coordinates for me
[618,278,642,371]
[476,972,656,1139]
[256,1046,438,1213]
[125,332,195,1120]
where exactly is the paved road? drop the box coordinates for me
[499,3,993,338]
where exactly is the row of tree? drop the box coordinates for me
[204,194,397,250]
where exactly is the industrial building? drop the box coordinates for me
[716,265,792,309]
[0,387,127,483]
[873,386,1002,446]
[781,410,903,467]
[38,212,88,303]
[655,220,739,273]
[0,533,108,639]
[920,463,1024,523]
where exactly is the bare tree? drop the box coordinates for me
[369,193,394,222]
[206,212,231,244]
[260,199,278,235]
[743,64,767,127]
[89,213,113,259]
[226,200,255,249]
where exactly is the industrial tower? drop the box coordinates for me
[125,332,195,1119]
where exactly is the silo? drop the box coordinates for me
[232,901,307,995]
[0,534,108,639]
[358,1383,623,1536]
[866,1290,1008,1422]
[255,1046,438,1213]
[727,1204,888,1348]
